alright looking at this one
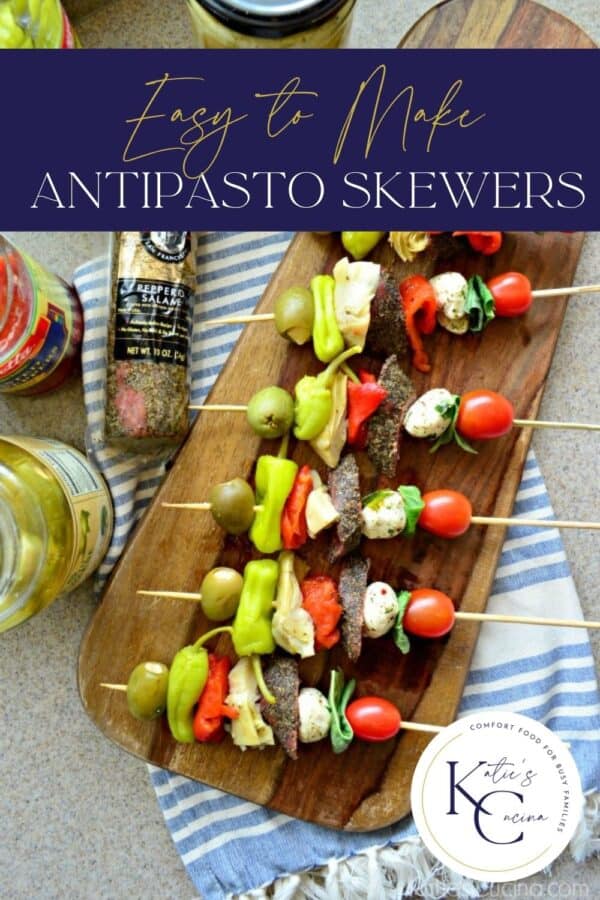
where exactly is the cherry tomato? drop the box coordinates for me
[346,696,401,742]
[456,390,514,441]
[419,490,472,538]
[403,589,456,639]
[487,271,532,317]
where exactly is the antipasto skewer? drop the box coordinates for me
[101,660,444,758]
[137,568,600,639]
[200,254,600,373]
[190,373,599,463]
[162,453,600,560]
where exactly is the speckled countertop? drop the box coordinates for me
[2,3,600,898]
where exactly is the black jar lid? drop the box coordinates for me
[195,0,351,39]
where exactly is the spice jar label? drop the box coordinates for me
[2,437,113,592]
[114,277,191,367]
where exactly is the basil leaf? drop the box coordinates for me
[397,485,425,536]
[430,394,477,455]
[465,275,496,333]
[362,489,394,510]
[394,591,412,654]
[328,668,356,754]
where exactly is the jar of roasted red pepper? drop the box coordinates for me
[0,0,79,47]
[0,235,84,395]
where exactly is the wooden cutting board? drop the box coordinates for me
[78,1,593,832]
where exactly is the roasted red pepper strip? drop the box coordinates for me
[399,275,437,373]
[347,375,387,449]
[193,654,239,744]
[281,464,313,550]
[300,575,342,650]
[453,231,503,255]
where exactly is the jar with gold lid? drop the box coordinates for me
[186,0,356,48]
[0,436,112,634]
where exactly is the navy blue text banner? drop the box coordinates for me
[4,49,599,230]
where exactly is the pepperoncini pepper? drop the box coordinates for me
[232,559,278,657]
[232,559,280,704]
[293,345,360,441]
[341,231,386,260]
[311,274,345,363]
[166,626,232,743]
[249,455,298,553]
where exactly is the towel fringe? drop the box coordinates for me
[238,791,599,900]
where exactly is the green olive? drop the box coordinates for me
[341,231,386,260]
[209,478,255,534]
[200,567,244,621]
[274,287,314,345]
[126,661,169,721]
[246,386,294,439]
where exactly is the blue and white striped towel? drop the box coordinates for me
[73,232,600,900]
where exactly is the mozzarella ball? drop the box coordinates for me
[298,688,331,743]
[429,272,468,320]
[361,492,407,539]
[403,388,455,439]
[363,582,398,638]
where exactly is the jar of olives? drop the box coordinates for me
[0,436,113,634]
[186,0,356,49]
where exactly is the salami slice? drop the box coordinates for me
[328,453,362,562]
[367,272,408,359]
[339,554,370,662]
[262,655,300,760]
[367,355,416,476]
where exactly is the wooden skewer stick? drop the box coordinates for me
[513,418,600,431]
[137,589,202,601]
[531,283,600,298]
[202,313,275,327]
[162,502,264,512]
[100,683,127,691]
[470,515,600,530]
[189,404,247,412]
[455,611,600,629]
[400,721,443,734]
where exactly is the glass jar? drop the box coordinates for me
[186,0,355,48]
[0,436,113,634]
[0,0,79,47]
[0,235,84,395]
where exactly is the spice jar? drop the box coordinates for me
[0,436,113,634]
[0,0,79,47]
[0,235,84,395]
[186,0,356,48]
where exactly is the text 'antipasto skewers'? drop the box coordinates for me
[162,452,600,560]
[200,255,600,373]
[190,347,599,467]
